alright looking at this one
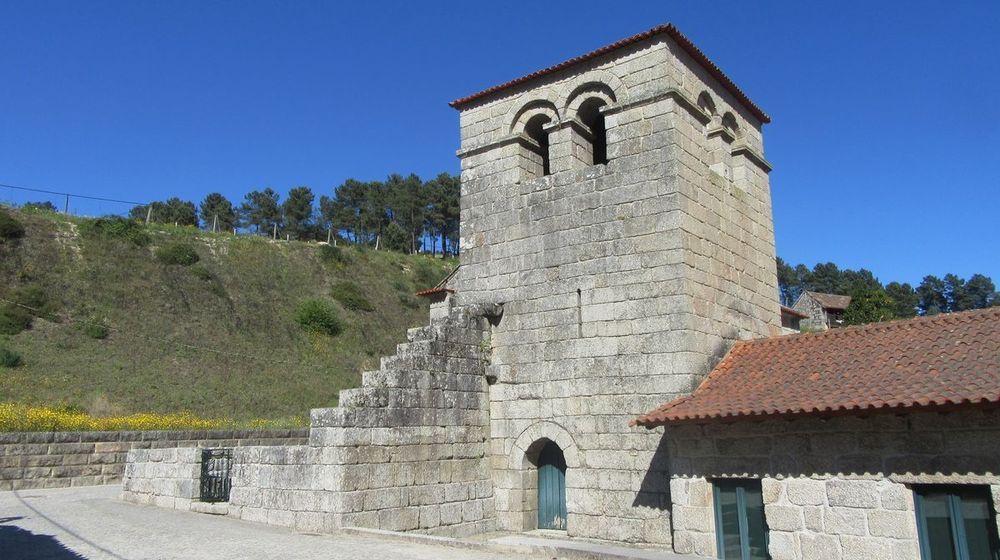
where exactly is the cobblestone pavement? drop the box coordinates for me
[0,485,535,560]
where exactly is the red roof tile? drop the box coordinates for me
[633,307,1000,427]
[415,286,454,297]
[449,23,770,124]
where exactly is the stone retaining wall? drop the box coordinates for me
[0,428,308,491]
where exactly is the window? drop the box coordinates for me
[714,479,770,560]
[914,486,1000,560]
[577,98,608,165]
[523,114,551,177]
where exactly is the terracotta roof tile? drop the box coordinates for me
[633,307,1000,427]
[414,287,454,297]
[449,23,770,124]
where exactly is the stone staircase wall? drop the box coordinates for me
[224,303,501,537]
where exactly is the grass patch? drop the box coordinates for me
[330,281,374,312]
[155,242,200,266]
[294,298,343,336]
[0,206,453,421]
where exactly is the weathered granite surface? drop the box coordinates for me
[1,429,306,491]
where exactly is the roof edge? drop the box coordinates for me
[632,399,1000,429]
[449,23,770,124]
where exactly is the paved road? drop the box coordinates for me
[0,485,533,560]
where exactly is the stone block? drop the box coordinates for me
[823,506,867,536]
[840,536,892,560]
[799,533,842,560]
[764,504,803,532]
[868,510,915,539]
[767,531,797,560]
[786,478,826,506]
[826,479,879,508]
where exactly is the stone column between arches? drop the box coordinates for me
[493,421,582,532]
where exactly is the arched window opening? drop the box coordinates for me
[577,98,608,165]
[524,114,552,177]
[722,112,740,138]
[697,92,717,117]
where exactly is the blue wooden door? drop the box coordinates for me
[538,441,567,530]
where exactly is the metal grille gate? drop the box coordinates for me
[199,448,233,502]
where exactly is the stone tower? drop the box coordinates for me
[449,23,779,543]
[122,23,780,550]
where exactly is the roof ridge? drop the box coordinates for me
[449,23,770,124]
[743,306,1000,347]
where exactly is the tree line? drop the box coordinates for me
[777,258,999,324]
[128,173,461,255]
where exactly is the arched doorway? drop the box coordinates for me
[537,441,567,530]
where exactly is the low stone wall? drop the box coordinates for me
[0,429,308,491]
[121,447,202,510]
[665,408,1000,559]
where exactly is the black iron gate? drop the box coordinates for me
[199,448,233,502]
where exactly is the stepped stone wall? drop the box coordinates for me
[452,32,777,542]
[1,429,306,491]
[122,305,500,537]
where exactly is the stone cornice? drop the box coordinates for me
[731,143,773,173]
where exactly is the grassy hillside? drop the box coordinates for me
[0,206,455,423]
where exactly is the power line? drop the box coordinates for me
[0,182,148,207]
[0,297,308,367]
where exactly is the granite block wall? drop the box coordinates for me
[453,32,777,543]
[665,408,1000,559]
[0,428,306,491]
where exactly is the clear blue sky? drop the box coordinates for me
[1,1,997,286]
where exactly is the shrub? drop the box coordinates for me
[79,216,150,246]
[294,299,342,336]
[330,281,374,312]
[155,243,200,266]
[0,285,59,334]
[319,244,351,265]
[0,304,33,335]
[189,264,213,281]
[82,319,110,340]
[0,208,25,240]
[0,347,22,368]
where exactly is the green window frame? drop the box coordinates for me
[914,485,1000,560]
[713,479,770,560]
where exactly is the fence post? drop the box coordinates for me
[145,206,152,225]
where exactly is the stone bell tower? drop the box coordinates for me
[448,24,779,544]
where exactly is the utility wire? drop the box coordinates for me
[0,297,309,367]
[0,182,148,206]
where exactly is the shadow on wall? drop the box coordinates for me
[0,517,88,560]
[632,434,672,511]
